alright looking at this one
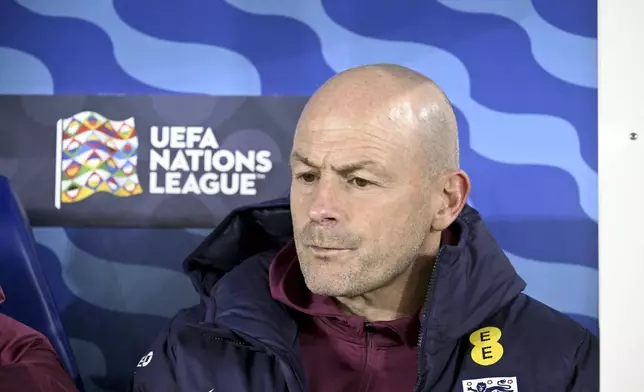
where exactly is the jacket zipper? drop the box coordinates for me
[203,334,251,347]
[361,322,373,392]
[413,246,443,392]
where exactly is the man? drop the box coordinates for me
[131,64,598,391]
[0,286,79,392]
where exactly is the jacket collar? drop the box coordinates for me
[183,199,526,357]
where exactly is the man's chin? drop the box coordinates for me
[302,275,351,297]
[306,285,349,298]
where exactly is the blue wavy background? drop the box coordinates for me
[0,0,597,390]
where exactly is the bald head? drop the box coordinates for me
[296,64,459,176]
[290,64,470,302]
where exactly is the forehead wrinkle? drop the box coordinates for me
[290,144,390,167]
[292,124,422,178]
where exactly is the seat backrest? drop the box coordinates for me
[0,175,83,390]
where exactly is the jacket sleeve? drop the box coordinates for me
[130,311,186,392]
[568,329,599,391]
[0,314,78,392]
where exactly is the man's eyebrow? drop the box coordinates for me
[290,151,390,176]
[290,151,314,167]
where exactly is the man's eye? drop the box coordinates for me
[349,177,371,188]
[297,173,317,183]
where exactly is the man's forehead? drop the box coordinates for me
[290,128,416,166]
[296,97,428,143]
[294,119,413,144]
[293,97,428,163]
[298,103,403,130]
[293,121,421,162]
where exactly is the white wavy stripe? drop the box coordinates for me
[16,0,261,94]
[224,0,597,222]
[507,251,597,319]
[473,194,596,320]
[0,47,54,94]
[184,228,215,237]
[33,228,199,318]
[440,0,596,88]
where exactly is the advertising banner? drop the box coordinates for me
[0,95,308,227]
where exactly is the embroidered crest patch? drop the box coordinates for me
[461,377,518,391]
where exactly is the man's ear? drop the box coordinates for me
[431,170,471,231]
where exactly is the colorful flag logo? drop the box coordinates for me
[55,111,143,209]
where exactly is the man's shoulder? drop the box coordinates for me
[0,313,52,364]
[487,293,597,359]
[0,314,78,392]
[0,312,42,337]
[458,295,598,391]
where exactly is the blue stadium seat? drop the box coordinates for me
[0,175,83,391]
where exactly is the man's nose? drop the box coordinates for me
[308,179,341,225]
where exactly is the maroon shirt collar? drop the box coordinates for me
[268,227,456,347]
[269,241,421,347]
[269,229,455,310]
[268,229,455,347]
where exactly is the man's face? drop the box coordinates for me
[290,113,438,297]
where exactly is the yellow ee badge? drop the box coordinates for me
[469,326,503,366]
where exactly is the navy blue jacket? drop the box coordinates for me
[131,198,598,392]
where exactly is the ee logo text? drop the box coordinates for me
[469,326,504,366]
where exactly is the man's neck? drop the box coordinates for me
[334,252,438,322]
